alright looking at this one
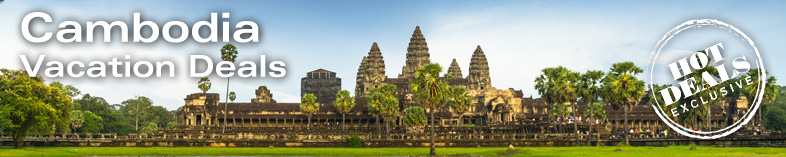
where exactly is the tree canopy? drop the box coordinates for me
[0,69,73,148]
[299,94,320,133]
[333,90,355,131]
[198,77,211,94]
[404,106,427,126]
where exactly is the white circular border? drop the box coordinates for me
[648,19,766,139]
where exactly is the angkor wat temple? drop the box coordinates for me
[174,26,751,134]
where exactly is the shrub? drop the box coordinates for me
[404,106,427,126]
[615,142,630,147]
[346,131,363,148]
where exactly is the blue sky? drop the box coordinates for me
[1,0,784,110]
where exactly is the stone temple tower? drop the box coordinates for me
[447,58,463,78]
[398,26,430,79]
[355,42,387,97]
[355,56,368,96]
[467,45,491,90]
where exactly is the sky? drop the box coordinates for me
[0,0,784,110]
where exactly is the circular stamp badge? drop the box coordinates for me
[648,19,766,139]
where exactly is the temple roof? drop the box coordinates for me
[307,69,335,74]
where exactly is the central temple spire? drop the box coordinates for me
[399,26,430,79]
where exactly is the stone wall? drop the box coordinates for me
[4,132,784,148]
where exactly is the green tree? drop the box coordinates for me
[140,122,159,133]
[103,110,135,136]
[220,44,238,134]
[49,82,81,98]
[404,106,427,135]
[122,96,152,131]
[0,69,73,148]
[560,71,580,146]
[80,111,104,133]
[72,94,134,134]
[678,55,722,130]
[578,70,604,146]
[763,102,786,131]
[601,62,645,145]
[536,67,572,131]
[73,94,111,117]
[198,77,211,94]
[300,94,320,134]
[742,69,779,127]
[72,93,134,135]
[69,110,84,133]
[404,106,427,127]
[378,85,400,134]
[165,121,176,130]
[449,86,472,127]
[366,91,382,134]
[584,102,607,121]
[535,66,579,138]
[409,63,450,156]
[762,86,786,131]
[367,85,399,134]
[333,90,355,131]
[366,88,383,134]
[229,91,236,102]
[552,102,570,118]
[144,106,174,129]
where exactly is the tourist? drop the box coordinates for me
[756,124,764,135]
[664,129,668,138]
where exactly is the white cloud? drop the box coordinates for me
[271,90,301,102]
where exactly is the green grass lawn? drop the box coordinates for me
[2,145,786,156]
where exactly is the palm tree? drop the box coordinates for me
[379,85,400,134]
[449,86,472,127]
[367,88,384,134]
[674,51,723,130]
[380,95,400,134]
[535,68,559,132]
[220,44,238,134]
[579,70,604,146]
[229,91,236,103]
[198,77,211,94]
[560,72,580,146]
[333,90,355,131]
[601,62,645,145]
[69,110,84,133]
[367,85,399,135]
[743,69,779,128]
[535,66,578,134]
[409,63,450,156]
[299,94,320,134]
